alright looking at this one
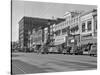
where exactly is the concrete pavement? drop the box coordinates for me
[11,53,97,74]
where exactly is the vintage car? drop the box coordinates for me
[89,44,97,56]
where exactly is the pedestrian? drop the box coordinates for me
[37,45,41,55]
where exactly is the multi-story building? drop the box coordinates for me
[18,17,65,52]
[29,28,43,51]
[18,9,97,52]
[53,11,81,49]
[80,9,97,46]
[18,16,61,51]
[53,12,71,46]
[68,12,81,46]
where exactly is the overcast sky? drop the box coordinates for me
[12,0,97,42]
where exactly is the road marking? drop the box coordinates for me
[12,63,26,74]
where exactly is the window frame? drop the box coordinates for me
[82,22,86,32]
[87,20,92,31]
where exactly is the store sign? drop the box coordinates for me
[54,36,65,45]
[81,33,92,41]
[71,39,74,42]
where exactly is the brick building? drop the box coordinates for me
[18,16,65,51]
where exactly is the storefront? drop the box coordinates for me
[67,34,80,46]
[67,36,74,46]
[80,33,97,45]
[80,33,97,54]
[54,36,67,52]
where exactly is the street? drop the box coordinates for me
[11,53,97,75]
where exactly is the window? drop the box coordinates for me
[94,16,97,30]
[71,27,75,33]
[74,18,75,22]
[55,30,61,36]
[62,28,67,34]
[82,23,85,32]
[87,21,92,31]
[74,25,79,32]
[76,17,78,21]
[70,25,79,33]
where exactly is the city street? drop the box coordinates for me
[11,53,97,75]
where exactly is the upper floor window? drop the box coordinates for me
[87,21,92,31]
[62,28,67,35]
[94,16,97,30]
[55,30,61,36]
[82,23,85,32]
[70,25,79,33]
[71,27,75,33]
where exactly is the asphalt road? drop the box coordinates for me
[11,53,97,75]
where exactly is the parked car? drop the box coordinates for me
[74,46,83,55]
[48,46,58,54]
[41,45,49,54]
[69,46,83,55]
[82,46,89,55]
[62,46,71,54]
[70,46,75,55]
[89,44,97,56]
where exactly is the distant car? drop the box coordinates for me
[69,46,83,55]
[48,46,58,54]
[89,44,97,56]
[62,46,72,54]
[74,48,83,55]
[82,47,89,55]
[70,47,75,55]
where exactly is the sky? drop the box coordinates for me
[12,0,97,42]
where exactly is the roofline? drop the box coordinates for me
[80,9,97,17]
[18,16,58,24]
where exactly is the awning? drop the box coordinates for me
[80,38,97,45]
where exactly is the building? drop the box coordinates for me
[18,16,65,52]
[53,12,72,50]
[68,12,81,46]
[11,41,19,52]
[80,9,97,46]
[92,9,97,38]
[18,16,61,51]
[29,28,43,51]
[53,11,81,50]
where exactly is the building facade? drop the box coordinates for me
[19,17,33,49]
[53,11,81,47]
[18,9,97,52]
[68,12,80,46]
[80,9,97,46]
[18,16,62,51]
[52,12,72,50]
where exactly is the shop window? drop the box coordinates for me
[82,23,85,32]
[87,21,92,31]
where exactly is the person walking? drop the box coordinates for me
[37,45,41,55]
